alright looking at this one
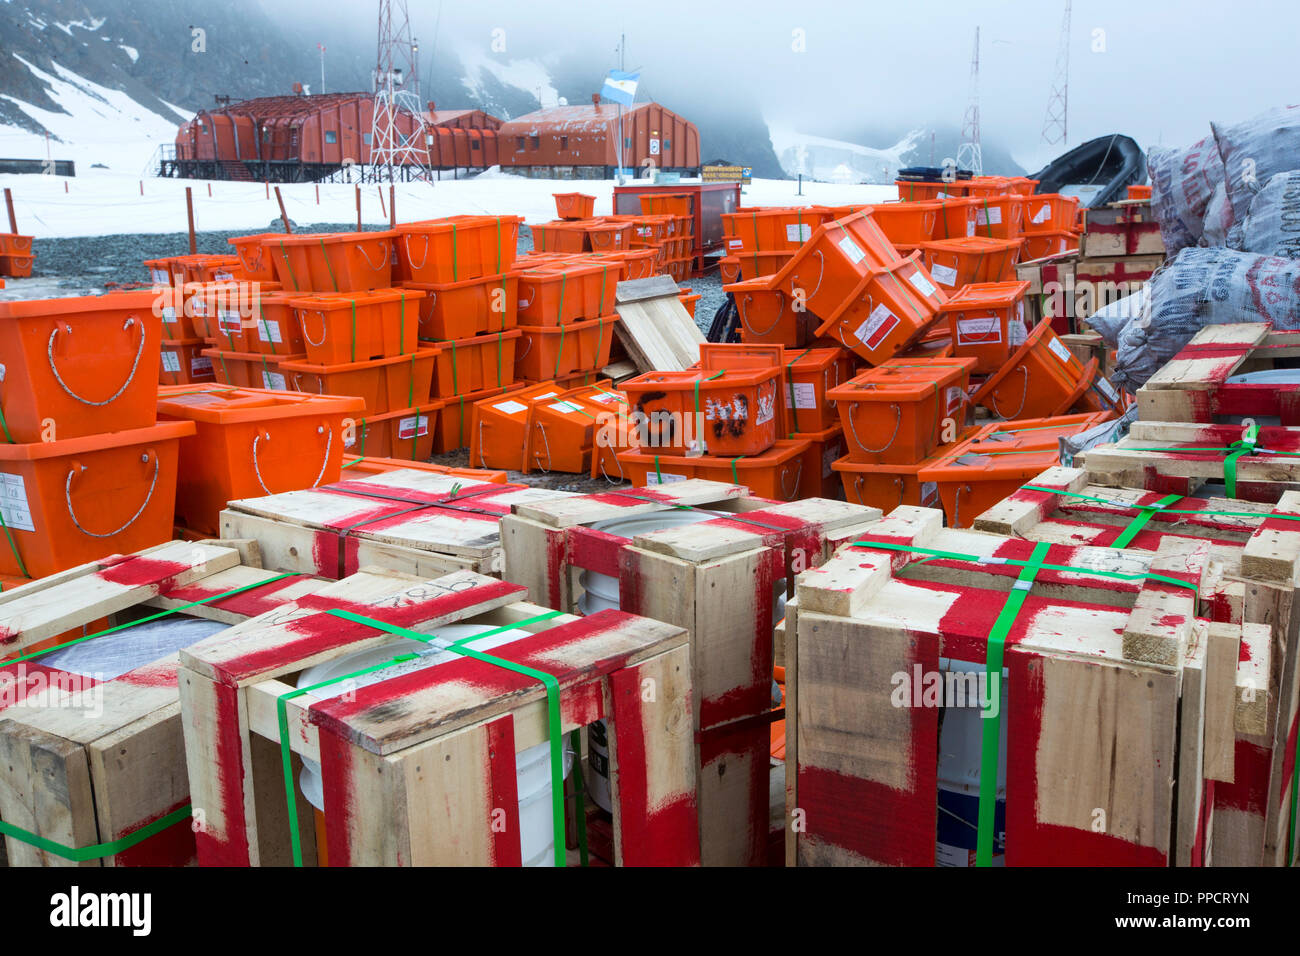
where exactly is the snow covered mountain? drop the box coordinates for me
[768,123,928,184]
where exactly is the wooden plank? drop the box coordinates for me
[616,275,681,304]
[1204,623,1242,782]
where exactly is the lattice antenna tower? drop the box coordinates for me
[1041,0,1072,146]
[369,0,429,182]
[956,26,982,176]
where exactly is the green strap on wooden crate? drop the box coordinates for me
[275,608,572,868]
[0,803,192,863]
[1110,493,1183,549]
[1130,424,1300,498]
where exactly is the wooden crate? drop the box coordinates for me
[1074,254,1163,323]
[177,566,698,866]
[1137,323,1300,424]
[974,467,1300,865]
[0,540,324,866]
[1015,250,1077,332]
[219,467,572,579]
[1060,332,1113,379]
[1081,200,1166,258]
[1082,421,1300,503]
[500,479,882,865]
[785,506,1268,866]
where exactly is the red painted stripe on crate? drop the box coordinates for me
[486,716,524,867]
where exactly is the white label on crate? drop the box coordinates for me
[258,319,282,343]
[161,306,177,324]
[535,391,558,401]
[920,481,939,507]
[161,350,181,373]
[908,271,937,298]
[493,400,530,415]
[756,393,776,425]
[935,191,950,200]
[789,382,818,410]
[1031,202,1052,224]
[728,238,743,249]
[930,262,959,287]
[838,236,867,264]
[975,207,1003,226]
[647,472,687,485]
[1095,375,1119,402]
[151,268,169,284]
[946,385,964,414]
[786,223,813,243]
[854,304,900,351]
[957,316,1001,346]
[1009,317,1029,346]
[0,473,35,533]
[586,391,620,404]
[219,309,241,334]
[549,401,583,414]
[214,270,236,281]
[1047,337,1073,365]
[966,219,976,237]
[191,356,213,376]
[262,370,287,390]
[398,414,429,439]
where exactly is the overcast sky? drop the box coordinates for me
[262,0,1299,167]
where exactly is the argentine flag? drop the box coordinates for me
[601,70,639,107]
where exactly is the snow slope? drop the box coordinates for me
[766,121,926,184]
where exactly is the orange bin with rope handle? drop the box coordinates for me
[516,262,619,324]
[245,291,305,355]
[0,420,194,578]
[828,356,977,465]
[867,201,944,247]
[203,348,305,391]
[227,233,291,282]
[467,380,569,471]
[779,347,858,436]
[403,273,518,341]
[265,231,397,293]
[1021,231,1079,260]
[157,383,364,536]
[933,197,980,240]
[971,319,1122,421]
[917,413,1119,527]
[159,338,216,386]
[280,349,438,415]
[430,328,521,397]
[615,439,812,502]
[430,383,529,453]
[289,288,425,365]
[395,216,521,284]
[622,365,782,457]
[969,193,1026,240]
[514,315,616,382]
[0,292,161,444]
[721,206,833,252]
[919,236,1023,290]
[937,280,1032,374]
[522,392,613,475]
[530,222,588,254]
[832,425,981,513]
[1020,194,1080,234]
[725,276,817,347]
[554,193,596,220]
[344,403,439,465]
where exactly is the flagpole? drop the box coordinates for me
[616,34,626,185]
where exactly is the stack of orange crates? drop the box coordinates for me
[468,378,625,476]
[0,233,34,278]
[720,205,838,282]
[638,193,696,281]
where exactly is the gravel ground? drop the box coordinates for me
[3,222,724,490]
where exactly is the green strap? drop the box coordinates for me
[259,303,277,355]
[0,403,14,444]
[0,504,31,579]
[1018,485,1300,524]
[449,337,459,394]
[693,369,725,429]
[553,323,567,379]
[495,217,503,273]
[276,608,568,867]
[593,316,605,374]
[278,240,301,291]
[0,804,192,863]
[320,239,339,292]
[452,224,459,281]
[977,540,1049,865]
[730,457,740,485]
[398,293,407,356]
[654,455,662,484]
[1111,494,1183,549]
[496,331,504,388]
[785,347,813,438]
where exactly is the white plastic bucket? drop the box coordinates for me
[296,623,574,867]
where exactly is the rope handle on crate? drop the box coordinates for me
[65,451,159,538]
[0,570,303,860]
[276,608,580,869]
[986,365,1029,421]
[354,237,389,273]
[47,317,145,408]
[740,291,787,338]
[252,424,333,496]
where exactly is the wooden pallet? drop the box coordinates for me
[974,466,1300,865]
[613,275,705,372]
[219,467,572,579]
[1081,200,1165,258]
[1082,421,1300,503]
[785,506,1268,866]
[500,479,881,865]
[1137,323,1300,423]
[0,540,324,866]
[177,566,697,866]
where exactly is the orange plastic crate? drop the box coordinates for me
[937,280,1032,375]
[403,273,518,341]
[622,365,781,457]
[522,392,615,475]
[0,420,195,577]
[918,413,1117,527]
[279,349,438,416]
[639,193,692,217]
[722,206,832,252]
[867,201,943,247]
[1020,194,1080,234]
[530,222,589,254]
[203,348,305,392]
[157,383,364,535]
[345,403,438,464]
[159,338,216,386]
[430,384,529,453]
[828,357,976,465]
[516,262,619,325]
[1021,230,1079,261]
[592,248,656,280]
[0,254,34,278]
[0,292,161,443]
[395,216,521,284]
[718,256,742,284]
[265,232,396,293]
[554,193,596,220]
[468,381,570,471]
[514,315,617,382]
[227,232,291,282]
[1127,185,1153,200]
[430,329,521,397]
[779,347,858,436]
[790,422,848,499]
[968,193,1026,240]
[586,221,635,252]
[289,288,425,365]
[0,234,33,256]
[970,319,1118,420]
[833,425,981,513]
[146,253,243,285]
[919,236,1024,290]
[736,250,795,280]
[932,197,981,240]
[245,291,305,355]
[724,277,815,348]
[616,439,812,502]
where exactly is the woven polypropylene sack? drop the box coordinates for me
[1110,247,1300,391]
[1239,169,1300,259]
[1059,404,1136,466]
[1212,105,1300,226]
[1201,182,1236,248]
[1148,134,1224,255]
[1087,286,1148,346]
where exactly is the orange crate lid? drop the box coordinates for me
[0,420,195,461]
[827,357,977,404]
[918,413,1115,482]
[157,383,364,422]
[275,229,398,246]
[936,280,1031,312]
